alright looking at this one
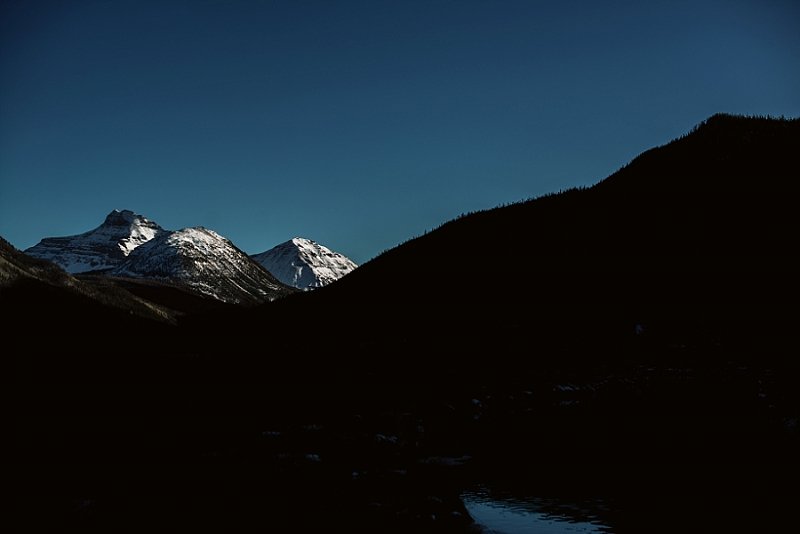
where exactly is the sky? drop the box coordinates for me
[1,0,799,264]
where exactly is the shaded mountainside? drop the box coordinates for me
[2,235,174,324]
[82,274,238,316]
[2,235,79,287]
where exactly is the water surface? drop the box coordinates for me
[462,486,613,534]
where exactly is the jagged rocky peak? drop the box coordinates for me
[25,209,164,273]
[104,209,145,226]
[105,209,134,223]
[251,237,357,290]
[102,209,163,255]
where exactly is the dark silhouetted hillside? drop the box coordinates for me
[2,235,176,325]
[182,114,800,482]
[307,113,798,324]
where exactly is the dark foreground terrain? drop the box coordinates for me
[8,115,800,532]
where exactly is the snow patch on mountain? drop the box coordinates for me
[113,227,292,304]
[25,209,163,273]
[251,237,357,290]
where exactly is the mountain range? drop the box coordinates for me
[23,210,357,304]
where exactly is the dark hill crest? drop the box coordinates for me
[275,114,799,330]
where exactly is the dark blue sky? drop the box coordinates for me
[2,0,798,263]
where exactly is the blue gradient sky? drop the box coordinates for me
[2,0,799,263]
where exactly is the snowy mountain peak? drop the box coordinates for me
[112,227,292,304]
[25,209,164,273]
[251,237,357,290]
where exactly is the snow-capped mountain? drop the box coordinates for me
[112,227,292,304]
[25,209,294,304]
[251,237,357,290]
[25,209,163,273]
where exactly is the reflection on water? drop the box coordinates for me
[462,486,613,534]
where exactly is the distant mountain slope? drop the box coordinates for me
[251,237,357,289]
[113,227,293,304]
[1,235,79,288]
[25,209,163,273]
[1,235,172,323]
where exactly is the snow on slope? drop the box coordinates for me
[251,237,357,290]
[113,227,292,304]
[25,209,163,273]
